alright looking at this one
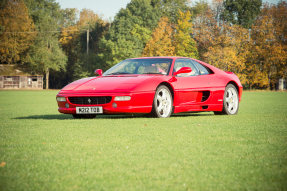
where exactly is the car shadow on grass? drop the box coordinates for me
[13,112,214,120]
[14,114,73,120]
[171,113,214,117]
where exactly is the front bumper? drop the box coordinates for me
[56,92,154,114]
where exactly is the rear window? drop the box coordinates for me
[192,60,214,75]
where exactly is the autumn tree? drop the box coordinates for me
[248,2,287,89]
[193,0,249,84]
[59,9,108,82]
[60,8,78,28]
[97,0,161,70]
[174,10,198,58]
[142,17,174,56]
[74,10,107,79]
[203,24,249,84]
[193,0,287,89]
[191,0,209,17]
[0,0,36,64]
[272,1,287,80]
[0,0,7,10]
[24,0,67,89]
[151,0,192,23]
[26,37,67,86]
[221,0,262,28]
[271,1,287,48]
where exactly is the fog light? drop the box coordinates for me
[112,102,117,108]
[57,97,66,102]
[65,103,69,108]
[114,96,131,101]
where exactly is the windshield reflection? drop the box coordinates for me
[103,58,173,76]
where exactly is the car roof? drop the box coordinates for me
[128,56,191,60]
[126,57,224,74]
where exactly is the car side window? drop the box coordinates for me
[174,59,199,77]
[192,60,211,75]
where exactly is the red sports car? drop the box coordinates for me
[56,57,242,118]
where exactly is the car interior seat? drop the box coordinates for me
[144,66,159,73]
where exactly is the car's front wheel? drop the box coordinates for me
[72,114,97,119]
[214,84,239,115]
[151,85,173,118]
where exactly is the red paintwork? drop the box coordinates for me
[173,67,192,76]
[94,69,103,76]
[57,57,243,115]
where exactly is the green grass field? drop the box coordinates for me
[0,90,286,190]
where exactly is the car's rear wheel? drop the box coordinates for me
[72,114,97,119]
[151,85,173,118]
[214,84,239,115]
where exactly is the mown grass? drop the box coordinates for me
[0,90,286,190]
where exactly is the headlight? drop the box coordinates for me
[56,97,66,102]
[114,96,131,101]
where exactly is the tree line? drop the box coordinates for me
[0,0,286,90]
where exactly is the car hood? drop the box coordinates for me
[60,75,156,93]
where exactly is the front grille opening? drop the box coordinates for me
[68,96,112,105]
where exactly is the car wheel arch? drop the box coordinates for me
[226,81,239,93]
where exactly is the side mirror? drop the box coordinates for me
[94,69,103,76]
[173,67,192,76]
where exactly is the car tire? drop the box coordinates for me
[214,84,239,115]
[151,85,173,118]
[72,114,97,119]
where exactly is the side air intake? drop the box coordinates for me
[201,91,210,102]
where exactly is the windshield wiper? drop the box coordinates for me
[106,72,131,75]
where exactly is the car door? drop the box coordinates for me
[173,59,213,107]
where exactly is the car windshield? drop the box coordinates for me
[103,58,173,76]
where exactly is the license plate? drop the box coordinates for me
[76,107,103,114]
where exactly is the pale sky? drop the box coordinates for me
[55,0,282,21]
